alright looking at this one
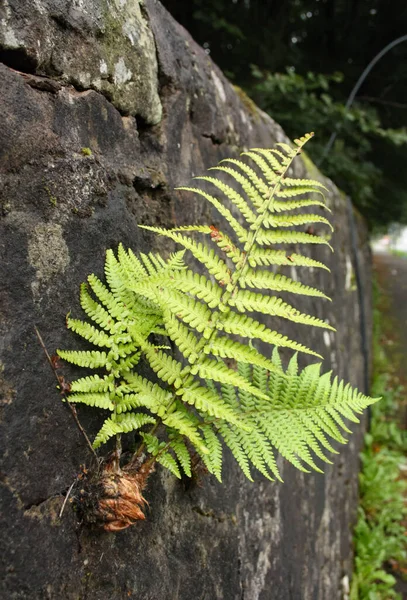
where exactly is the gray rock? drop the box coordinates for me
[0,1,371,598]
[0,0,162,123]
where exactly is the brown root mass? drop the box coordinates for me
[77,459,153,531]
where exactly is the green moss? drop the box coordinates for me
[233,85,260,121]
[300,151,322,179]
[44,184,57,207]
[81,147,92,157]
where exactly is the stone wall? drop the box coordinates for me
[0,1,371,598]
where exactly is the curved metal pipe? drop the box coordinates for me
[318,34,407,166]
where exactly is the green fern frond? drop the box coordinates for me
[228,291,335,330]
[70,374,115,394]
[254,229,333,250]
[157,288,213,333]
[67,392,114,411]
[205,230,244,265]
[141,342,185,389]
[203,336,280,373]
[57,349,109,369]
[223,350,379,479]
[156,451,182,479]
[272,198,331,213]
[275,141,296,156]
[177,187,248,243]
[241,150,281,184]
[162,410,208,455]
[87,274,128,321]
[93,413,156,448]
[139,226,231,284]
[193,176,256,224]
[115,393,159,414]
[79,284,123,335]
[262,213,333,231]
[208,165,265,210]
[104,248,137,310]
[181,385,245,427]
[219,157,269,197]
[162,312,200,361]
[248,248,330,271]
[237,427,281,481]
[57,134,378,494]
[217,311,322,357]
[200,424,223,481]
[139,432,164,456]
[191,357,269,401]
[168,270,222,309]
[218,423,253,481]
[122,372,173,411]
[113,351,142,373]
[250,147,292,173]
[168,433,192,477]
[66,317,113,347]
[279,175,327,188]
[238,269,331,299]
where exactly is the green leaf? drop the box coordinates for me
[67,392,114,410]
[57,349,109,369]
[93,413,156,448]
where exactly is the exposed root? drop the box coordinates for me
[76,457,153,531]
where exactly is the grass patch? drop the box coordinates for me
[350,284,407,599]
[390,249,407,259]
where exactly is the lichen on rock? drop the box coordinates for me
[28,223,70,299]
[0,0,162,124]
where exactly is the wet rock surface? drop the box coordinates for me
[0,1,371,598]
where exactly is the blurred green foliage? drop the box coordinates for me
[350,287,407,599]
[250,68,407,228]
[162,0,407,229]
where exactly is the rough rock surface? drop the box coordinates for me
[0,0,162,123]
[0,1,372,598]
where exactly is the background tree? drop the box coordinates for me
[162,0,407,228]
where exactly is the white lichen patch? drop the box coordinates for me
[122,20,139,47]
[28,223,70,299]
[315,491,341,593]
[99,59,108,75]
[226,114,235,133]
[211,70,227,103]
[113,57,132,86]
[0,0,20,48]
[76,72,92,87]
[239,485,281,599]
[345,255,353,291]
[1,24,19,48]
[240,109,248,124]
[290,266,298,282]
[1,0,162,124]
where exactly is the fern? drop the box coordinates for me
[57,133,378,502]
[212,350,375,481]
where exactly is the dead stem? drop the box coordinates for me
[34,326,99,464]
[59,479,76,518]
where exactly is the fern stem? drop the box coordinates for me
[170,140,309,372]
[35,326,99,464]
[234,139,310,287]
[144,439,172,472]
[131,139,311,467]
[128,419,163,469]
